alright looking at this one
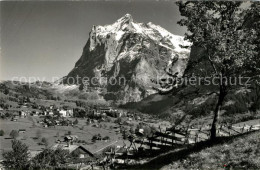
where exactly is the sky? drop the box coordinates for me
[0,1,186,82]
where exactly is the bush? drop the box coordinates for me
[4,89,9,95]
[102,136,110,140]
[0,129,4,136]
[73,119,79,125]
[3,140,29,169]
[10,130,19,139]
[114,117,122,124]
[41,137,48,147]
[30,148,69,168]
[92,134,102,142]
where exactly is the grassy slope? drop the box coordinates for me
[162,131,260,170]
[123,131,259,170]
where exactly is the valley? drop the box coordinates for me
[0,80,259,169]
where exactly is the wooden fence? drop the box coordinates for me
[105,123,260,165]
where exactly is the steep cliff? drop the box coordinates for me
[64,14,191,103]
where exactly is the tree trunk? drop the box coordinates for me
[210,85,226,142]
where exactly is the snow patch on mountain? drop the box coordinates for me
[89,14,191,55]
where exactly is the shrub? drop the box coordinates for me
[0,130,4,136]
[73,119,79,125]
[3,140,29,169]
[10,130,19,139]
[41,137,48,147]
[102,136,110,140]
[92,134,102,142]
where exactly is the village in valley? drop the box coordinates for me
[0,85,176,168]
[0,83,259,169]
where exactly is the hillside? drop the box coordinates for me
[120,83,260,125]
[162,131,260,170]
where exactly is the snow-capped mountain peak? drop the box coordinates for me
[65,14,191,103]
[89,14,191,53]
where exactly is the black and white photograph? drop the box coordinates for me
[0,0,259,169]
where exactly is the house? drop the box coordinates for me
[99,107,112,113]
[94,112,101,116]
[48,111,54,116]
[64,135,78,143]
[137,128,144,136]
[43,111,48,116]
[49,105,55,110]
[51,144,94,159]
[32,111,39,116]
[22,104,28,108]
[18,129,26,133]
[59,109,73,117]
[55,120,60,125]
[11,116,19,121]
[19,111,27,117]
[100,107,112,113]
[59,110,67,117]
[67,109,73,116]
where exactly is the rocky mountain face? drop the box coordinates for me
[64,14,191,103]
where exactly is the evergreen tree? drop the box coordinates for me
[3,140,29,169]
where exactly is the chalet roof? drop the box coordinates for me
[64,135,78,140]
[51,144,94,157]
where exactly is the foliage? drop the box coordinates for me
[0,129,4,136]
[4,88,9,95]
[249,82,260,112]
[172,1,259,140]
[30,148,70,169]
[92,134,102,142]
[73,108,87,118]
[178,2,258,78]
[114,117,122,124]
[102,136,110,140]
[41,137,49,147]
[67,131,72,135]
[3,140,29,169]
[73,119,79,125]
[9,130,19,139]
